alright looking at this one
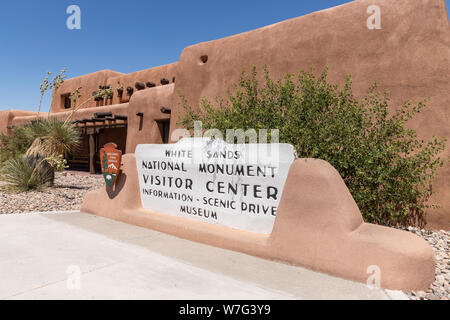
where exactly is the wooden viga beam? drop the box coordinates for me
[94,112,113,118]
[114,115,128,121]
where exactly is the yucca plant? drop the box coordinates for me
[1,155,54,192]
[1,118,81,190]
[26,118,81,161]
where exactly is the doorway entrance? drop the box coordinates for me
[67,115,128,173]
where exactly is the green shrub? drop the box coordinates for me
[0,155,54,192]
[179,67,447,227]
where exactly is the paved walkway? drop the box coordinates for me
[0,212,408,300]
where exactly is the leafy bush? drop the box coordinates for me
[0,155,54,192]
[179,67,447,227]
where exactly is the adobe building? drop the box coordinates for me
[1,0,449,230]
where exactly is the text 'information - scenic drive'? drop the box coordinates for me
[136,138,296,234]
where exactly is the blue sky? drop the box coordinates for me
[0,0,448,112]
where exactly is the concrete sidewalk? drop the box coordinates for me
[0,211,408,300]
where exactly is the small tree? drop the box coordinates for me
[179,67,447,227]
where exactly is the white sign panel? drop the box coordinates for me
[135,138,296,234]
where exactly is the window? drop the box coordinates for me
[63,94,71,109]
[157,120,171,144]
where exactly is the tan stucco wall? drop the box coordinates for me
[10,104,129,126]
[125,84,173,154]
[106,63,177,105]
[169,0,450,229]
[50,70,125,113]
[49,63,177,113]
[0,110,39,135]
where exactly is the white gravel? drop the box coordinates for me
[402,227,450,301]
[0,171,103,214]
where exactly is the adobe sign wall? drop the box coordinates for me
[82,139,435,291]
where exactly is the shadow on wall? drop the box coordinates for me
[106,173,127,200]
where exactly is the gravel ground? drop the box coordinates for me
[0,172,448,300]
[0,171,103,214]
[403,227,450,301]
